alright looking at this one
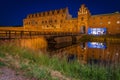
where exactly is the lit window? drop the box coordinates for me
[108,21,111,24]
[117,21,120,24]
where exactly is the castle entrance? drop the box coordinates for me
[81,26,86,34]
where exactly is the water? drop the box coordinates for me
[1,38,119,65]
[15,38,120,65]
[48,42,120,65]
[1,38,119,80]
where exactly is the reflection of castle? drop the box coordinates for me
[23,4,120,34]
[49,42,120,64]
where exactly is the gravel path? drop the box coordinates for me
[0,67,34,80]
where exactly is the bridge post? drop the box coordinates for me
[15,31,16,37]
[8,30,11,39]
[29,31,31,38]
[20,31,23,38]
[72,36,76,44]
[6,31,7,36]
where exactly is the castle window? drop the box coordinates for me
[55,20,57,23]
[117,21,120,24]
[45,21,47,23]
[81,17,84,21]
[108,21,111,24]
[61,14,64,17]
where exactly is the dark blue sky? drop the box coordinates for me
[0,0,120,26]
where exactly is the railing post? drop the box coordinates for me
[8,30,11,39]
[15,31,16,37]
[6,31,7,36]
[20,31,23,38]
[29,31,31,38]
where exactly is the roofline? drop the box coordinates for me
[91,12,120,17]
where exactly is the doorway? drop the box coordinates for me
[81,26,86,34]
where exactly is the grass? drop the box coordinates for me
[0,41,120,80]
[0,62,6,67]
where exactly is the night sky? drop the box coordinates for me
[0,0,120,26]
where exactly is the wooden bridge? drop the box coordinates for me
[0,29,83,43]
[0,30,77,38]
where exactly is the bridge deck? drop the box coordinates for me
[0,30,80,39]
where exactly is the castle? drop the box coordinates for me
[23,4,120,35]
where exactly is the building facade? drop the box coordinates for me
[23,4,120,34]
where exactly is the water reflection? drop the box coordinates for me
[16,38,120,65]
[17,37,47,52]
[87,42,107,49]
[48,42,120,65]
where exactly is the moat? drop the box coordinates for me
[4,37,119,65]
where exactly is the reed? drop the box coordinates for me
[0,42,120,80]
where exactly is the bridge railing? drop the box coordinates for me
[0,30,80,39]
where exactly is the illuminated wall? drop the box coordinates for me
[89,12,120,34]
[23,4,120,34]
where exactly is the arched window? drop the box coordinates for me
[55,20,57,23]
[81,17,84,21]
